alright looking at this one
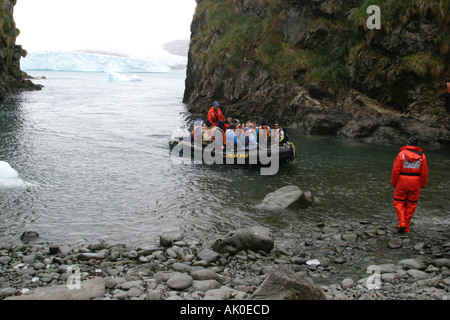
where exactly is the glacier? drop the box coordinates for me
[21,51,187,73]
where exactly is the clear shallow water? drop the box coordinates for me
[1,71,449,248]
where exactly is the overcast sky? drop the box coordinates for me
[14,0,197,57]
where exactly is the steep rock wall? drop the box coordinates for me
[183,0,450,149]
[0,0,41,101]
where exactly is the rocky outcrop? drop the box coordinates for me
[184,0,450,149]
[0,0,41,101]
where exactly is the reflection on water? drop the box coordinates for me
[0,71,449,248]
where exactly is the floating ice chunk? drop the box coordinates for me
[0,161,19,179]
[0,161,30,188]
[107,72,143,82]
[129,75,143,82]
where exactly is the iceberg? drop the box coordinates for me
[21,51,187,73]
[107,72,143,82]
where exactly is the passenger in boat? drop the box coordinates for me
[202,120,215,145]
[273,122,288,145]
[207,102,224,126]
[244,123,258,149]
[225,123,242,148]
[256,120,271,145]
[215,121,227,146]
[191,118,204,143]
[224,116,232,130]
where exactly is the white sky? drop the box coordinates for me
[13,0,197,57]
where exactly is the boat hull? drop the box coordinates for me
[169,140,297,166]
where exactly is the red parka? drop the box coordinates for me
[391,145,428,189]
[207,107,224,127]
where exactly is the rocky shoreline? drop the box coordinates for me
[0,216,448,301]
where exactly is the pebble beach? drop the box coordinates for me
[0,215,448,301]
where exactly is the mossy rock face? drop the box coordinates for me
[184,0,450,148]
[0,2,41,101]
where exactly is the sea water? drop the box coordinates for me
[0,70,449,247]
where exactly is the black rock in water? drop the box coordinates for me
[20,231,40,243]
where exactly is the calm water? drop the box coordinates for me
[1,71,449,248]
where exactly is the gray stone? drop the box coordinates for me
[212,226,274,254]
[252,265,326,300]
[172,262,191,273]
[388,239,402,249]
[6,278,106,300]
[160,235,173,247]
[0,256,12,264]
[147,289,162,300]
[204,287,231,300]
[22,254,36,264]
[398,258,426,270]
[20,231,40,243]
[167,273,193,290]
[77,252,107,260]
[378,264,397,273]
[191,269,219,281]
[341,278,355,289]
[33,262,46,270]
[126,287,143,298]
[381,273,397,283]
[342,234,358,242]
[196,248,221,263]
[0,287,18,298]
[121,280,143,290]
[407,269,429,280]
[256,185,314,211]
[192,280,221,291]
[429,258,450,268]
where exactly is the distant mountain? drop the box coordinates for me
[163,39,190,57]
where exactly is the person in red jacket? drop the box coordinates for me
[391,136,428,234]
[207,102,224,126]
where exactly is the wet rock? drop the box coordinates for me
[212,226,274,254]
[160,235,173,248]
[256,185,314,211]
[252,265,326,300]
[19,231,40,243]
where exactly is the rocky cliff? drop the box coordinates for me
[183,0,450,149]
[0,0,41,101]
